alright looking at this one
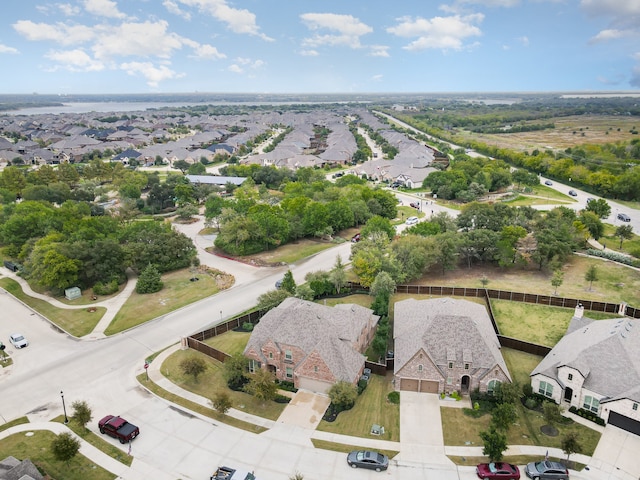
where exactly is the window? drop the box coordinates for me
[284,350,292,362]
[464,363,470,370]
[314,366,318,373]
[447,377,453,385]
[448,362,453,369]
[568,373,573,381]
[633,403,638,411]
[418,364,423,372]
[248,359,260,374]
[538,381,554,398]
[487,380,501,395]
[269,352,273,359]
[286,367,293,379]
[583,396,600,413]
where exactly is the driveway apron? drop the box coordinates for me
[590,424,640,480]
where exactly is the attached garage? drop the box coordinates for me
[400,378,419,392]
[297,376,333,394]
[608,411,640,436]
[419,380,439,393]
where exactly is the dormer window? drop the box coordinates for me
[568,373,573,381]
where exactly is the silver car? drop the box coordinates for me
[9,333,28,349]
[524,460,569,479]
[346,450,388,472]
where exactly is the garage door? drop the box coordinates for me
[608,411,640,436]
[297,377,332,394]
[419,380,439,393]
[400,378,419,391]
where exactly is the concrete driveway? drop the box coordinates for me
[589,424,640,480]
[397,392,453,467]
[275,390,330,429]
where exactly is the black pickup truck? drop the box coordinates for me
[98,415,140,444]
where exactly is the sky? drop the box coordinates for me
[0,0,639,94]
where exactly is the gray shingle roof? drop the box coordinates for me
[244,297,378,383]
[532,316,640,402]
[394,297,510,380]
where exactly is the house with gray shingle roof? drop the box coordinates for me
[531,305,640,431]
[243,297,379,393]
[393,297,511,395]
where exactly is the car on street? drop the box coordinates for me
[568,190,578,197]
[405,216,418,225]
[409,202,419,209]
[9,333,28,348]
[476,462,520,479]
[544,180,553,186]
[275,279,283,289]
[617,213,631,222]
[524,460,569,479]
[346,450,388,472]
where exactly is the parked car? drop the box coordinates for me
[346,450,389,472]
[9,333,28,349]
[476,462,520,479]
[98,415,140,444]
[617,212,631,222]
[405,216,418,225]
[524,460,569,479]
[568,190,578,197]
[409,202,419,209]
[351,233,361,243]
[275,279,283,289]
[544,180,553,186]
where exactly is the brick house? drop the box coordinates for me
[531,305,640,435]
[243,297,379,394]
[393,297,511,395]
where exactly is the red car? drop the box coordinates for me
[476,462,520,480]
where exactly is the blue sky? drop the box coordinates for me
[0,0,638,94]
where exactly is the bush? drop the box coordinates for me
[570,406,605,425]
[357,379,368,395]
[274,394,291,404]
[522,383,533,398]
[525,397,539,410]
[387,391,400,404]
[93,279,119,295]
[463,407,487,418]
[242,322,254,332]
[586,248,640,267]
[276,380,298,393]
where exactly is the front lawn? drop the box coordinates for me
[161,349,286,421]
[203,330,250,356]
[316,373,400,441]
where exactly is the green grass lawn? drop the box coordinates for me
[105,268,231,335]
[161,349,286,421]
[600,224,640,256]
[0,278,106,337]
[0,430,116,480]
[502,194,573,207]
[203,330,250,356]
[316,373,400,441]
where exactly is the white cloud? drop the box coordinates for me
[228,57,264,74]
[164,0,191,20]
[0,44,19,54]
[83,0,126,19]
[45,49,105,71]
[299,49,319,56]
[58,3,82,16]
[582,0,640,43]
[190,44,226,60]
[369,45,390,57]
[454,0,520,6]
[301,13,372,49]
[91,21,185,60]
[175,0,273,40]
[228,64,244,73]
[13,20,95,46]
[518,36,529,46]
[387,14,484,51]
[371,74,383,81]
[120,61,184,87]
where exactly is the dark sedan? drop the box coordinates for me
[346,450,389,472]
[524,460,569,479]
[476,462,520,479]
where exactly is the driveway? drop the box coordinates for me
[589,425,640,480]
[274,390,330,429]
[397,392,453,466]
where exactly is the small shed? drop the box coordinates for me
[65,287,81,300]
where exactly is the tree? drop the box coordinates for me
[543,401,564,428]
[494,381,521,405]
[71,400,92,429]
[561,432,582,463]
[211,391,232,415]
[180,356,207,382]
[244,368,277,402]
[223,354,249,390]
[176,204,199,221]
[491,403,517,432]
[136,264,163,294]
[51,432,81,466]
[584,264,598,291]
[479,427,508,462]
[173,159,190,173]
[329,255,347,294]
[328,381,358,412]
[585,198,611,219]
[361,215,395,241]
[370,271,396,298]
[256,289,290,312]
[615,224,634,249]
[578,211,604,240]
[436,232,459,275]
[281,269,296,294]
[551,270,564,295]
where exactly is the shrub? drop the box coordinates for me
[242,322,254,332]
[327,381,358,412]
[357,379,368,395]
[525,398,538,410]
[522,383,533,398]
[92,279,119,295]
[463,407,487,418]
[387,391,400,404]
[586,248,640,267]
[276,380,298,393]
[274,394,291,404]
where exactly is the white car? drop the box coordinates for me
[9,333,28,349]
[405,216,418,225]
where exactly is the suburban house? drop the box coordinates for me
[530,305,640,435]
[393,297,511,394]
[243,297,379,394]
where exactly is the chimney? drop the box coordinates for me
[574,304,584,319]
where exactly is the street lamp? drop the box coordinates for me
[60,391,69,424]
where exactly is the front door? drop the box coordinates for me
[461,375,470,394]
[564,387,573,402]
